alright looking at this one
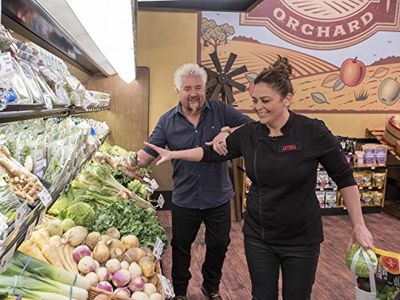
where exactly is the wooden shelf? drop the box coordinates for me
[366,128,400,162]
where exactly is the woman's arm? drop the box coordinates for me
[143,142,204,166]
[340,185,373,249]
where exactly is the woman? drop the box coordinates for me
[145,56,373,300]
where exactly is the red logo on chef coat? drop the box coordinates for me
[282,144,297,151]
[240,0,400,50]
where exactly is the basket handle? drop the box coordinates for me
[351,247,377,294]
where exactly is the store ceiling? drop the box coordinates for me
[138,0,263,12]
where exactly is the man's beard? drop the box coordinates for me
[184,98,203,115]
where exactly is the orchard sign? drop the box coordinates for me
[240,0,400,50]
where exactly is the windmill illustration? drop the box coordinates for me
[203,52,248,106]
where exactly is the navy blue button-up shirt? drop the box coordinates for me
[143,100,252,209]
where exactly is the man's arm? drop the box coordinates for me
[125,149,157,172]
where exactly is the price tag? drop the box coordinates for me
[0,52,13,80]
[35,159,46,171]
[25,221,36,241]
[158,274,175,298]
[157,194,165,209]
[143,177,159,191]
[38,188,52,207]
[15,204,30,227]
[150,179,159,191]
[152,237,164,260]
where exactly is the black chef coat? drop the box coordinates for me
[202,111,356,246]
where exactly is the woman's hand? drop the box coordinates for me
[144,142,173,166]
[348,224,374,250]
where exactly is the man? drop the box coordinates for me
[129,63,251,300]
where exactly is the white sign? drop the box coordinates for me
[143,177,159,191]
[150,179,159,191]
[152,237,164,260]
[0,52,13,80]
[157,194,165,209]
[158,274,175,298]
[0,243,16,273]
[15,204,30,227]
[38,188,52,207]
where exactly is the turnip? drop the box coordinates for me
[129,275,145,292]
[97,281,114,292]
[63,226,88,246]
[143,283,157,296]
[138,257,156,277]
[149,293,163,300]
[131,291,149,300]
[115,287,131,298]
[112,269,131,287]
[129,262,142,277]
[105,258,121,274]
[121,261,130,270]
[73,245,92,263]
[85,272,99,286]
[78,256,97,274]
[121,235,140,249]
[96,267,111,281]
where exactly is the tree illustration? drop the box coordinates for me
[201,17,235,52]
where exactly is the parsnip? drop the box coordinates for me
[64,244,79,274]
[42,244,64,269]
[18,240,48,262]
[31,230,48,250]
[57,245,72,272]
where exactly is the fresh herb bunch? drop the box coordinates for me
[89,200,167,250]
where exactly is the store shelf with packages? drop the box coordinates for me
[0,130,110,267]
[0,104,110,124]
[366,128,400,162]
[316,161,387,214]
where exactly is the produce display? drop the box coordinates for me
[90,201,167,249]
[0,146,44,204]
[0,118,109,189]
[0,252,91,299]
[19,219,164,299]
[0,25,110,109]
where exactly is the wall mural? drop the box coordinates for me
[198,0,400,113]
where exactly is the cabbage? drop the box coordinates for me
[62,202,95,226]
[346,244,378,278]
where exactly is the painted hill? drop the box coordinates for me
[371,56,400,66]
[201,40,339,79]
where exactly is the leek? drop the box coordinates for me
[0,275,86,300]
[9,252,91,290]
[0,287,77,300]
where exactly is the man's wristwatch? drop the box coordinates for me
[220,126,232,135]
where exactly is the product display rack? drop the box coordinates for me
[0,104,110,124]
[0,126,109,270]
[318,164,388,216]
[366,128,400,161]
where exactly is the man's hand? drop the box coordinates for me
[205,131,229,155]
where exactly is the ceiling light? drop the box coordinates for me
[66,0,136,83]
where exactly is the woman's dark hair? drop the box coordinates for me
[253,55,294,98]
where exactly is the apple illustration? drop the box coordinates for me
[340,57,366,87]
